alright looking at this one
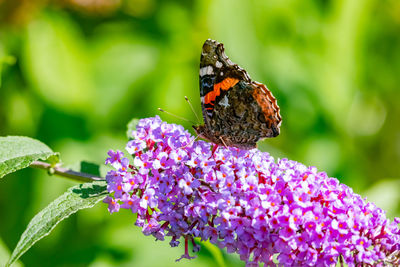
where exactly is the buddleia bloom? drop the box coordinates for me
[104,116,400,266]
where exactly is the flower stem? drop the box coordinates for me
[30,161,104,183]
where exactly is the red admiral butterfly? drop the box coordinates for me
[193,39,282,149]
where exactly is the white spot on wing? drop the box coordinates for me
[206,65,213,75]
[219,95,230,108]
[215,61,222,68]
[200,66,214,77]
[200,67,206,76]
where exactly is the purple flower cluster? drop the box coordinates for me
[104,116,400,266]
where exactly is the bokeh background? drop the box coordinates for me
[1,0,400,266]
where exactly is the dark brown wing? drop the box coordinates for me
[199,39,249,124]
[251,81,282,137]
[205,79,281,149]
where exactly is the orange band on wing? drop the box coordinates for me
[204,78,239,105]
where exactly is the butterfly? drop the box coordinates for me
[193,39,282,149]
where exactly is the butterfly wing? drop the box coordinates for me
[197,39,281,149]
[199,39,249,125]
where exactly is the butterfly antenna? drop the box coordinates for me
[158,108,197,124]
[179,135,200,150]
[184,96,201,124]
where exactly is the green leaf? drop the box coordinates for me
[7,181,107,266]
[0,136,59,178]
[126,118,140,139]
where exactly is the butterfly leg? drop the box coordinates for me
[208,137,227,159]
[219,136,228,149]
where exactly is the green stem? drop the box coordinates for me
[30,161,104,183]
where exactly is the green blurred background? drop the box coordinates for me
[1,0,400,266]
